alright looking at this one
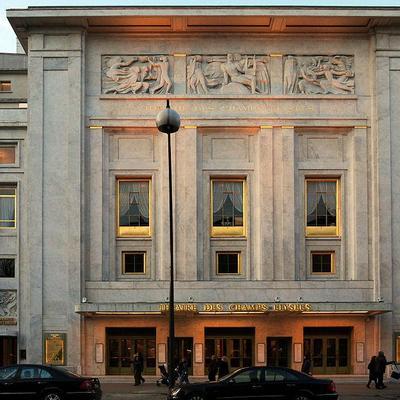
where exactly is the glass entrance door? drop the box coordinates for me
[170,337,193,375]
[204,328,254,374]
[106,328,156,375]
[267,337,292,367]
[0,337,17,366]
[304,328,350,374]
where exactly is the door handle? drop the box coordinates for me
[252,385,263,389]
[4,382,13,386]
[286,383,296,387]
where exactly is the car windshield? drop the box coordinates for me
[53,367,81,378]
[0,366,18,380]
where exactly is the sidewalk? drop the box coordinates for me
[99,377,400,400]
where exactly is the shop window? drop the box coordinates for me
[396,335,400,363]
[0,187,16,229]
[0,146,15,165]
[122,252,145,274]
[117,179,151,237]
[0,81,11,92]
[211,179,245,237]
[306,178,340,237]
[216,252,240,274]
[311,252,335,274]
[0,259,15,278]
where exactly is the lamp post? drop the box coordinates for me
[156,100,180,387]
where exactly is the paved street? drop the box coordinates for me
[101,381,400,400]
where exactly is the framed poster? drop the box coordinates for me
[257,343,265,364]
[95,343,104,363]
[195,343,203,363]
[294,343,302,363]
[356,342,364,362]
[44,333,66,366]
[158,343,166,364]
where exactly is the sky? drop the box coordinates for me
[1,0,400,53]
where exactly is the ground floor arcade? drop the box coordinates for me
[81,312,382,376]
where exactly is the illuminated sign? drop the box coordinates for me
[159,303,312,313]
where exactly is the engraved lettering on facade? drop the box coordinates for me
[102,55,173,95]
[187,54,271,95]
[284,55,355,95]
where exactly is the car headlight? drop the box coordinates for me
[171,387,182,397]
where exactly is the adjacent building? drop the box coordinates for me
[1,6,400,376]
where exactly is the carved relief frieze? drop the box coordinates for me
[284,55,355,95]
[102,55,173,94]
[187,54,270,95]
[0,290,17,317]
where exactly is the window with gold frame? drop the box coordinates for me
[311,251,335,274]
[0,145,16,165]
[211,179,246,237]
[396,334,400,363]
[0,187,16,229]
[305,178,340,237]
[117,179,151,237]
[216,252,241,275]
[122,252,146,275]
[0,81,11,92]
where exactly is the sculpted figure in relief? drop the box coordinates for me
[284,55,355,95]
[102,55,173,95]
[0,290,17,317]
[187,53,270,95]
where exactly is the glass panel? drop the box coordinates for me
[242,339,252,367]
[124,253,145,274]
[234,368,262,384]
[312,339,323,367]
[397,336,400,363]
[0,366,17,379]
[0,82,11,92]
[120,339,132,368]
[338,338,348,367]
[0,147,15,165]
[109,339,120,368]
[327,339,336,367]
[119,181,149,227]
[0,259,15,278]
[230,339,240,368]
[213,181,243,227]
[217,253,239,274]
[312,253,333,273]
[20,367,38,379]
[146,339,156,368]
[39,368,53,379]
[0,197,15,227]
[307,180,337,228]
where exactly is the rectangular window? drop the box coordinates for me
[311,252,335,274]
[117,179,150,237]
[0,187,16,229]
[396,335,400,363]
[0,81,11,92]
[211,179,245,237]
[122,252,146,274]
[306,178,340,237]
[216,252,240,274]
[0,146,15,165]
[0,259,15,277]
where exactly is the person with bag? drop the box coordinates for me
[366,355,377,388]
[375,350,394,389]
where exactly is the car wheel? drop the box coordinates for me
[188,393,205,400]
[293,394,311,400]
[42,391,64,400]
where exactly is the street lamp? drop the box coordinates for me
[156,100,180,387]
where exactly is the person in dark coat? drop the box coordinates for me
[138,352,145,384]
[375,351,394,389]
[218,356,229,379]
[177,357,190,384]
[208,355,218,381]
[301,355,312,375]
[132,353,142,386]
[367,355,377,388]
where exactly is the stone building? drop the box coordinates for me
[1,6,400,376]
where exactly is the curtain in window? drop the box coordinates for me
[213,182,243,214]
[119,181,149,219]
[307,181,336,221]
[0,197,15,223]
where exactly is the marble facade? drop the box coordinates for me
[2,6,400,375]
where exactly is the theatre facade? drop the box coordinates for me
[2,6,400,376]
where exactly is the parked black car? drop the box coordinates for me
[168,366,338,400]
[0,364,102,400]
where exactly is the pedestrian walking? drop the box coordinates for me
[132,352,143,386]
[218,356,229,380]
[301,355,312,375]
[177,357,190,384]
[366,355,377,388]
[138,352,145,384]
[375,350,394,389]
[208,355,218,381]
